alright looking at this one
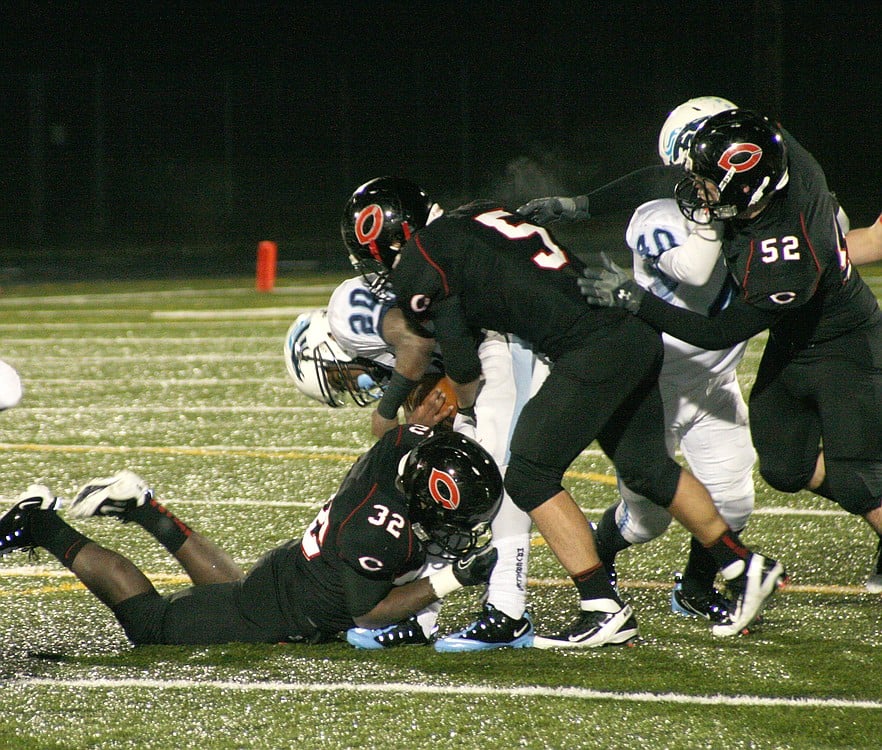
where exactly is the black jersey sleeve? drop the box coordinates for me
[637,291,775,349]
[394,231,482,384]
[425,296,482,383]
[336,495,424,617]
[587,165,683,216]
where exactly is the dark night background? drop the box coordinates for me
[0,1,879,279]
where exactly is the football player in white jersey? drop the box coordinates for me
[592,197,756,623]
[286,275,548,651]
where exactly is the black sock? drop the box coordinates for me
[125,496,192,554]
[594,503,631,567]
[705,528,750,573]
[682,536,719,594]
[29,510,91,570]
[573,564,620,603]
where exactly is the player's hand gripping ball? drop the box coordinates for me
[434,376,459,419]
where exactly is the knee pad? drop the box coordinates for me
[617,456,681,509]
[615,486,673,544]
[504,455,564,513]
[758,459,812,495]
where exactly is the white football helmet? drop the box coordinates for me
[0,359,22,410]
[284,310,387,407]
[657,96,738,166]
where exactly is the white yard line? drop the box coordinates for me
[16,676,882,711]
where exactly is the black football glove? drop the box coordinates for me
[452,542,498,587]
[515,195,590,225]
[578,252,645,313]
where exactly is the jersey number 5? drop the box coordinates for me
[475,209,570,270]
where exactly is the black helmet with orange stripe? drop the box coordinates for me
[340,176,434,302]
[398,432,502,560]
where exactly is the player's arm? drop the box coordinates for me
[352,576,441,628]
[653,221,723,285]
[351,546,498,628]
[846,213,882,266]
[636,292,773,349]
[371,309,437,437]
[427,296,482,410]
[517,165,682,223]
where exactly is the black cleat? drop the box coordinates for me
[434,603,534,652]
[0,485,62,557]
[532,599,638,649]
[670,574,733,623]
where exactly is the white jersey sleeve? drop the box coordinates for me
[628,200,724,286]
[326,277,397,369]
[626,199,745,379]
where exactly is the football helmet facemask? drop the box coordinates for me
[340,176,435,302]
[284,310,389,407]
[657,95,738,167]
[398,432,503,560]
[675,109,789,223]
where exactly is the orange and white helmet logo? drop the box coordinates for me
[428,467,460,510]
[717,143,763,173]
[355,204,384,244]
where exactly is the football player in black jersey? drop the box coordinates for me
[581,109,882,589]
[342,176,786,646]
[0,427,502,646]
[518,97,882,607]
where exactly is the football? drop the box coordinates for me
[435,375,459,418]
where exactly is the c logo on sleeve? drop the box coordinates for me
[358,556,385,572]
[768,291,797,305]
[410,294,431,313]
[429,468,460,510]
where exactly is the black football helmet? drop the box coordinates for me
[675,109,789,223]
[399,432,503,560]
[340,176,434,302]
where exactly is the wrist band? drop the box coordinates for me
[428,566,462,599]
[377,371,419,420]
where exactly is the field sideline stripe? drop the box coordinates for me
[15,676,882,710]
[0,571,867,597]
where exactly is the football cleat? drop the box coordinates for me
[532,599,638,650]
[346,615,433,650]
[712,553,787,637]
[670,574,733,623]
[69,470,153,520]
[434,603,534,652]
[604,558,620,595]
[0,485,62,556]
[866,537,882,594]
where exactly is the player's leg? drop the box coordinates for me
[506,327,656,649]
[674,371,755,621]
[602,358,784,637]
[804,334,882,592]
[435,335,535,651]
[0,484,157,610]
[69,470,243,584]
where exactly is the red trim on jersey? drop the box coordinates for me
[413,235,450,296]
[799,212,823,295]
[337,483,379,549]
[741,240,756,298]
